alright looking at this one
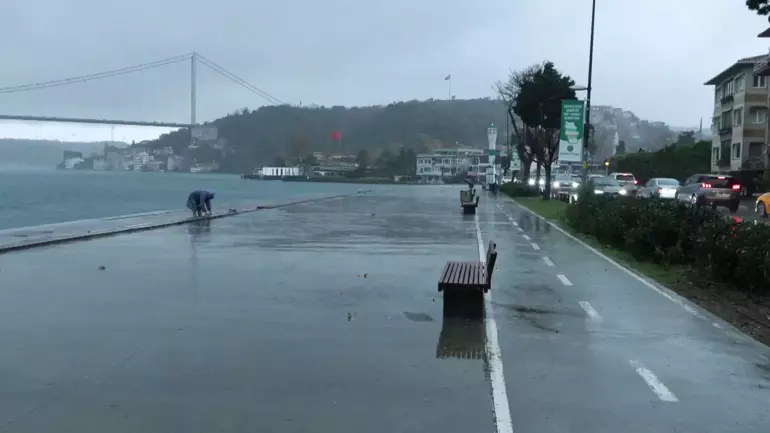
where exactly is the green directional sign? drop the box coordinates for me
[558,100,585,163]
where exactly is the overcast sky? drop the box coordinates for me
[1,0,769,142]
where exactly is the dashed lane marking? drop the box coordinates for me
[556,274,573,286]
[629,360,678,402]
[542,256,554,267]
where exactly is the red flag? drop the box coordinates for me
[330,130,342,141]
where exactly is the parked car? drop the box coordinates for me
[637,178,680,199]
[589,176,626,196]
[674,173,741,213]
[608,172,639,196]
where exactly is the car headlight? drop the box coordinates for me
[572,181,579,188]
[594,189,603,194]
[553,181,560,188]
[619,189,627,195]
[539,179,545,185]
[528,178,535,186]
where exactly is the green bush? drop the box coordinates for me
[501,183,539,197]
[564,192,770,295]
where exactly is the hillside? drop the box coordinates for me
[0,139,126,170]
[589,106,677,159]
[141,99,681,173]
[144,98,509,173]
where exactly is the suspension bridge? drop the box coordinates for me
[0,52,283,129]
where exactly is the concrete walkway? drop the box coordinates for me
[0,186,766,432]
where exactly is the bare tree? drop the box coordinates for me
[496,65,539,181]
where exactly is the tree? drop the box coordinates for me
[616,140,626,155]
[301,154,318,167]
[288,132,309,165]
[355,149,370,167]
[507,61,576,199]
[497,68,538,181]
[274,156,287,167]
[746,0,770,18]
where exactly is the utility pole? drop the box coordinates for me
[582,0,596,182]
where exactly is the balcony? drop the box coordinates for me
[720,95,734,105]
[716,155,731,168]
[718,126,732,135]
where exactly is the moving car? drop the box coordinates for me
[637,178,680,199]
[674,173,741,213]
[608,172,639,196]
[589,176,626,197]
[551,174,580,201]
[755,192,770,218]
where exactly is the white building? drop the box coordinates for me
[260,166,302,177]
[63,157,84,169]
[132,152,150,171]
[416,148,485,182]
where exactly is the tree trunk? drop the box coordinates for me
[542,162,552,200]
[535,162,542,188]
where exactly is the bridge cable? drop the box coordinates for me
[195,54,284,105]
[0,53,193,94]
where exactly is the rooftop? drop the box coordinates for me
[704,55,767,86]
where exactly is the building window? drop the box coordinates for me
[733,108,743,127]
[732,142,741,160]
[712,146,720,162]
[721,110,732,128]
[735,74,745,92]
[750,107,767,124]
[753,75,767,88]
[749,142,764,157]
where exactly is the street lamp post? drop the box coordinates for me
[582,0,597,182]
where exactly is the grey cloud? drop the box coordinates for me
[2,0,770,140]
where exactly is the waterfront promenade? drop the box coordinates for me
[0,186,767,433]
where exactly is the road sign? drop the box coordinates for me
[559,100,585,162]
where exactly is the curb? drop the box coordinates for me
[0,191,368,255]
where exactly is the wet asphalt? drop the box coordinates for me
[0,186,768,432]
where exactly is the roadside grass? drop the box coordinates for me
[510,195,770,345]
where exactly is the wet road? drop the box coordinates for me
[0,187,768,432]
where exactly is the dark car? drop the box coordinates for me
[675,173,741,213]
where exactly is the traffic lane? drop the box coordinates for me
[499,198,770,432]
[0,189,494,433]
[480,199,701,432]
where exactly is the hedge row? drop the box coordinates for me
[564,190,770,296]
[500,183,540,197]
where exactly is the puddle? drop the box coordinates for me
[403,312,434,322]
[436,318,486,360]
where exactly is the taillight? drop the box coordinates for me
[657,188,662,193]
[634,180,638,184]
[731,184,741,191]
[701,183,712,188]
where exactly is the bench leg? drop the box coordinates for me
[442,288,485,319]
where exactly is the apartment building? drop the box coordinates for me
[705,55,769,173]
[415,148,485,182]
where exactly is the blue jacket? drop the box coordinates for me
[187,190,215,211]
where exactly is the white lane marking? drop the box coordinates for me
[760,354,768,362]
[510,199,704,319]
[556,274,573,286]
[516,227,523,233]
[712,322,723,329]
[629,360,678,402]
[512,221,519,226]
[579,301,602,322]
[522,234,531,241]
[531,243,540,251]
[474,214,514,433]
[543,256,555,267]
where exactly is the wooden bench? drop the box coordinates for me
[460,190,480,214]
[438,240,497,293]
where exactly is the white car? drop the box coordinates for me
[638,178,680,199]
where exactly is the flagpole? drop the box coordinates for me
[448,77,452,100]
